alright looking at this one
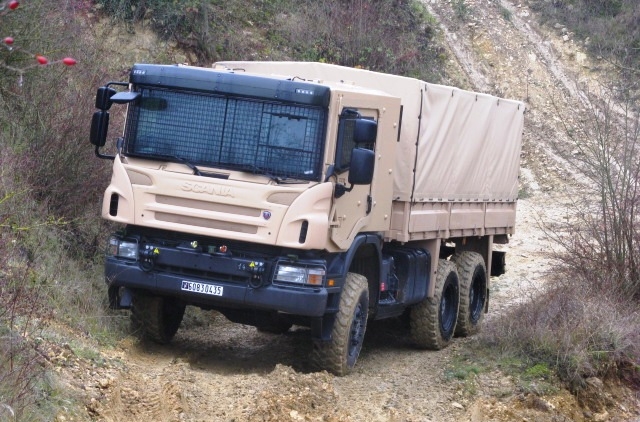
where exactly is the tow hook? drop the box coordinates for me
[247,261,266,288]
[139,245,160,271]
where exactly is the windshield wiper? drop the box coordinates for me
[243,165,306,184]
[244,164,285,184]
[141,153,202,176]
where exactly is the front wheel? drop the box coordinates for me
[311,272,369,376]
[131,294,185,344]
[410,259,459,350]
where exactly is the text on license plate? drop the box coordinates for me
[181,281,223,296]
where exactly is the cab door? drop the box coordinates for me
[329,107,378,250]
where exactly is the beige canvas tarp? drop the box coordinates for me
[413,84,524,202]
[214,62,525,203]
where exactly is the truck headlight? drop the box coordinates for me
[274,264,325,286]
[108,236,139,260]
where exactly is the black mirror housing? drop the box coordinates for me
[348,148,375,185]
[95,87,117,110]
[353,119,377,144]
[90,110,109,147]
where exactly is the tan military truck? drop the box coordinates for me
[90,61,524,375]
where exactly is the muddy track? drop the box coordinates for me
[53,2,638,421]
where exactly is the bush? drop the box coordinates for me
[551,82,640,300]
[485,81,640,394]
[0,1,129,417]
[484,285,640,390]
[96,0,448,83]
[0,191,51,419]
[277,0,445,81]
[1,0,116,256]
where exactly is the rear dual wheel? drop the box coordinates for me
[410,259,459,350]
[452,252,487,337]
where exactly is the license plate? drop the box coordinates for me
[181,280,223,296]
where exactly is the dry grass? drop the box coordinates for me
[483,282,640,390]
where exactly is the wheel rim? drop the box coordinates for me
[440,279,457,337]
[348,301,366,360]
[469,269,486,324]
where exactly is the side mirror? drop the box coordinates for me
[348,148,375,185]
[353,119,377,144]
[90,110,109,147]
[95,87,117,110]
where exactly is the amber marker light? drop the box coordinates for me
[307,269,324,286]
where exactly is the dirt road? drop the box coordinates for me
[64,195,575,422]
[51,1,639,421]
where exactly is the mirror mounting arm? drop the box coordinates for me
[94,145,115,161]
[334,183,353,198]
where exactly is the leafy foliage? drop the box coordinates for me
[0,1,128,418]
[95,0,448,82]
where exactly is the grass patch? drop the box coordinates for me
[499,5,512,21]
[445,353,485,396]
[445,352,485,381]
[445,346,561,397]
[453,0,471,21]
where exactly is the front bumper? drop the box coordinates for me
[105,257,329,317]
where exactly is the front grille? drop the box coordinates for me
[155,212,258,234]
[154,263,251,284]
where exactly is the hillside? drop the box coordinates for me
[1,0,639,421]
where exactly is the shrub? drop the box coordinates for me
[0,191,51,419]
[551,82,640,300]
[0,1,129,417]
[1,0,116,256]
[485,80,640,394]
[484,283,640,389]
[96,0,448,83]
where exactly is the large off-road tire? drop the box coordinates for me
[452,251,487,337]
[131,294,185,344]
[410,259,459,350]
[311,272,369,376]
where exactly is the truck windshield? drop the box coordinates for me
[123,86,327,181]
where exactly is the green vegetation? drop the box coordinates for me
[499,5,512,21]
[2,0,639,418]
[445,348,560,398]
[95,0,448,82]
[0,1,127,419]
[485,78,640,394]
[453,0,471,21]
[0,0,449,418]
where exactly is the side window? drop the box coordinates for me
[335,111,357,171]
[335,108,376,172]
